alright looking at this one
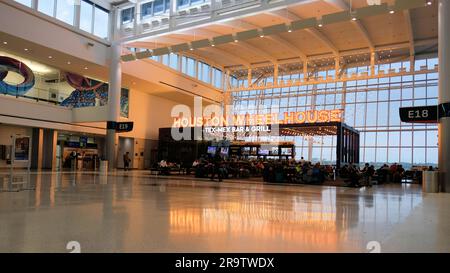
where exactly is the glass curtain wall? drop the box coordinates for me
[230,57,439,168]
[16,0,109,40]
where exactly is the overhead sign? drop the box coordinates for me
[399,106,439,123]
[173,109,343,128]
[107,121,134,132]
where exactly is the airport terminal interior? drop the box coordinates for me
[0,0,450,253]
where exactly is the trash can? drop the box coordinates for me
[99,160,108,173]
[422,171,439,193]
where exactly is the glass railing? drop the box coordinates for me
[0,82,70,106]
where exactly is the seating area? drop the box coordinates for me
[150,156,432,187]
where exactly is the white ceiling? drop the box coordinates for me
[125,0,438,71]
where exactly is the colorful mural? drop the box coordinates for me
[0,56,35,96]
[0,55,129,118]
[60,79,129,118]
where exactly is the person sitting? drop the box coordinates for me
[339,164,349,178]
[393,164,405,183]
[389,163,398,182]
[311,163,324,184]
[210,154,224,182]
[347,164,361,187]
[188,159,200,175]
[159,160,170,175]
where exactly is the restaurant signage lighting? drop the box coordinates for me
[172,109,343,128]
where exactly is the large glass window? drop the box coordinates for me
[38,0,55,16]
[80,0,93,33]
[230,57,439,167]
[121,7,135,24]
[178,0,190,8]
[94,6,109,39]
[56,0,75,25]
[142,1,153,18]
[169,53,179,70]
[15,0,32,7]
[187,57,196,78]
[153,0,165,14]
[213,68,223,89]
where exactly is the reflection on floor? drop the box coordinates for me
[0,171,449,253]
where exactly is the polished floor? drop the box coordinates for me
[0,171,449,253]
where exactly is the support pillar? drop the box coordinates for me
[409,55,415,73]
[335,55,340,78]
[273,64,279,85]
[303,61,308,80]
[438,0,450,192]
[106,43,122,170]
[41,129,57,170]
[30,128,43,170]
[247,68,252,87]
[370,51,376,76]
[133,1,141,36]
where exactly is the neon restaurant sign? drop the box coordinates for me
[172,109,344,129]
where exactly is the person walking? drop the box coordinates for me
[123,152,131,171]
[210,153,223,182]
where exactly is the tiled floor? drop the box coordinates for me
[0,171,449,253]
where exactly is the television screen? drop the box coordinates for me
[207,146,217,154]
[258,149,269,155]
[230,147,240,155]
[281,148,292,155]
[242,147,250,155]
[270,147,279,155]
[220,147,229,156]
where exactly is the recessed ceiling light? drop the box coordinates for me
[2,41,7,45]
[190,48,194,51]
[84,67,88,70]
[288,29,292,33]
[352,17,357,21]
[211,44,215,47]
[318,24,323,27]
[48,56,52,59]
[389,10,395,14]
[24,48,28,51]
[427,1,432,5]
[67,61,71,65]
[234,39,238,42]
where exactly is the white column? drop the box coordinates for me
[221,68,226,90]
[438,0,450,192]
[370,51,376,76]
[73,0,81,29]
[106,43,122,170]
[303,60,308,80]
[31,0,37,10]
[133,1,141,36]
[335,56,340,78]
[273,64,279,85]
[170,0,177,28]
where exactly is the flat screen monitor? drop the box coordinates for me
[207,146,217,155]
[220,147,229,156]
[270,147,279,155]
[281,148,292,155]
[230,147,240,155]
[242,147,250,155]
[258,149,269,155]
